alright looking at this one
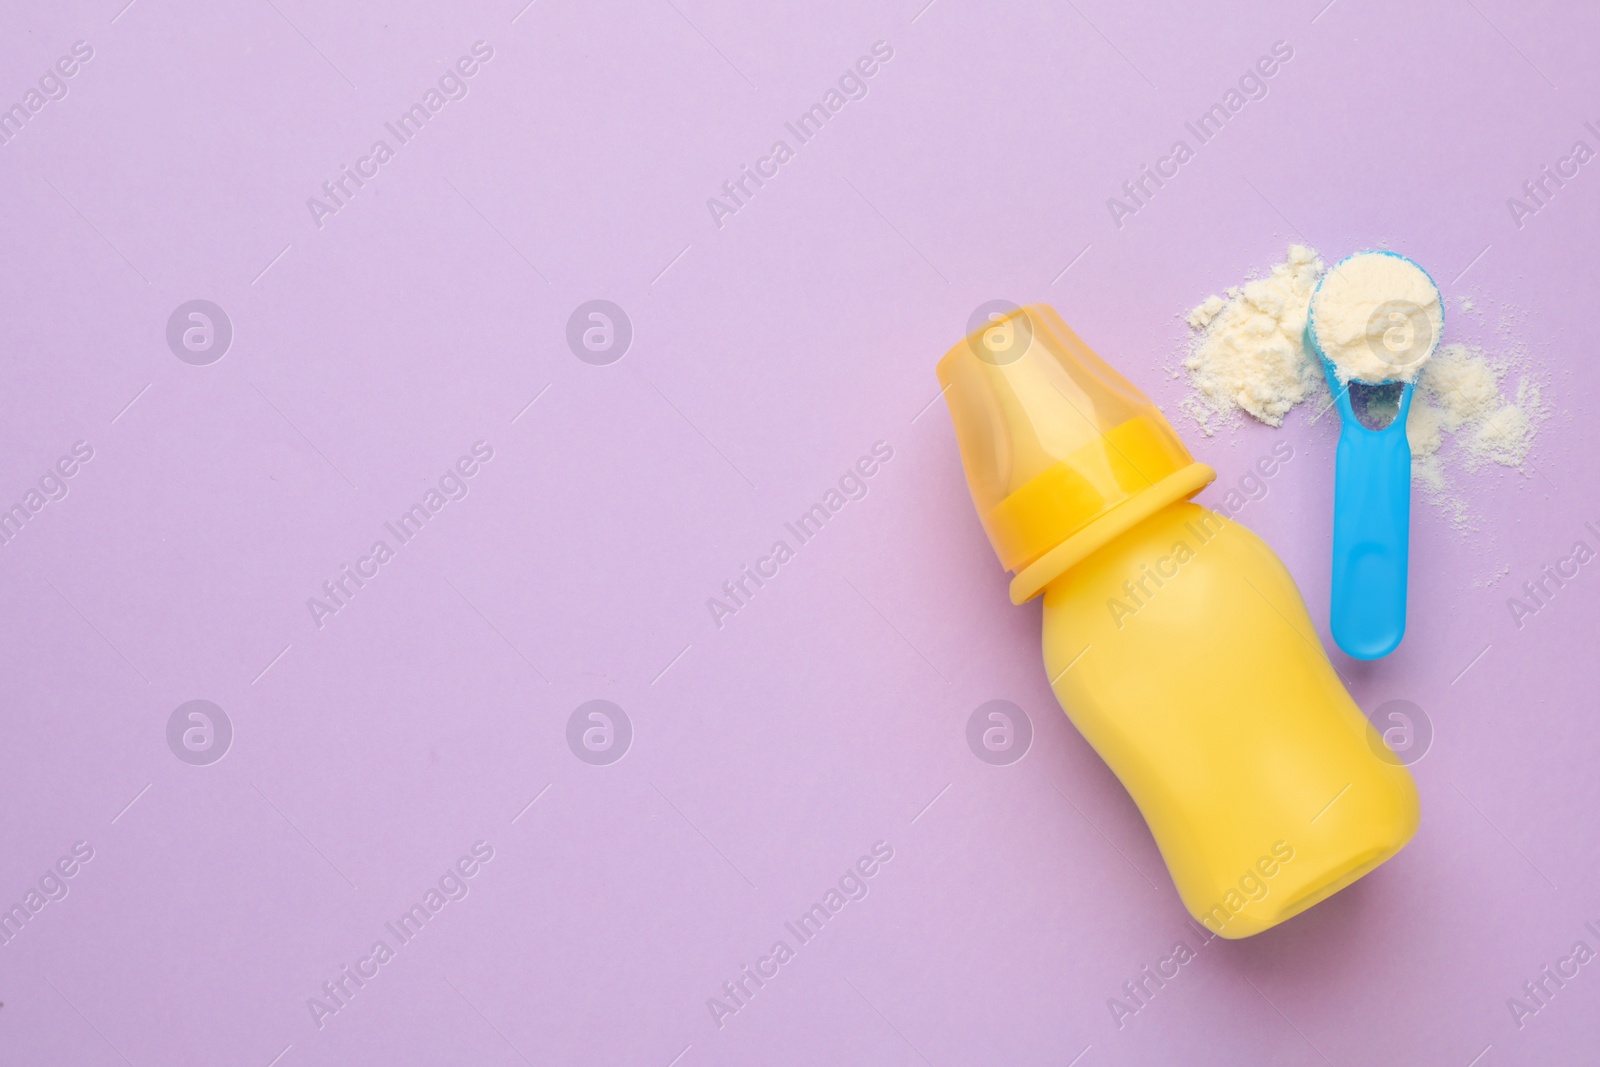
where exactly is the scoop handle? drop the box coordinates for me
[1329,418,1411,659]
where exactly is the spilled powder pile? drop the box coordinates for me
[1179,245,1545,520]
[1181,245,1325,432]
[1406,343,1543,488]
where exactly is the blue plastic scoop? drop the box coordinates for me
[1304,251,1442,660]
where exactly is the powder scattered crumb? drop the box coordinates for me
[1458,296,1476,313]
[1407,344,1543,479]
[1415,343,1500,430]
[1477,378,1543,468]
[1187,294,1226,330]
[1474,564,1510,588]
[1181,245,1546,527]
[1404,399,1445,489]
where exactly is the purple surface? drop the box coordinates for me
[1,0,1596,1064]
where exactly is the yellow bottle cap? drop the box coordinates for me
[936,305,1215,602]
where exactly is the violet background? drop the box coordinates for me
[1,0,1597,1064]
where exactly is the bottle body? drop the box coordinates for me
[1041,501,1419,938]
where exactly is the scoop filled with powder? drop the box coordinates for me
[1309,251,1443,384]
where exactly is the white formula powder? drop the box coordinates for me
[1309,252,1443,385]
[1181,246,1545,524]
[1406,343,1540,489]
[1180,244,1325,432]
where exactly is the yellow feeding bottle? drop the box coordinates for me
[938,305,1418,938]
